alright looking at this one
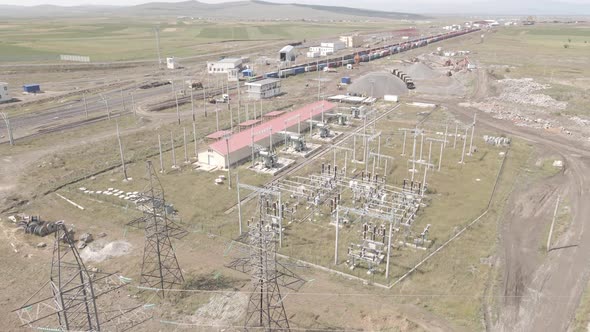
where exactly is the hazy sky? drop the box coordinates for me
[2,0,590,15]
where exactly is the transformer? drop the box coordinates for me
[318,124,330,138]
[337,113,347,126]
[260,150,278,169]
[289,135,306,152]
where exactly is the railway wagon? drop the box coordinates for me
[260,28,480,80]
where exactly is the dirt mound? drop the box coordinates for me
[191,292,248,326]
[405,62,440,80]
[347,71,408,97]
[80,240,132,262]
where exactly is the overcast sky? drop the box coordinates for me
[2,0,590,15]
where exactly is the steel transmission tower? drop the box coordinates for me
[228,193,305,331]
[242,223,290,330]
[50,222,100,330]
[138,161,185,297]
[15,222,151,331]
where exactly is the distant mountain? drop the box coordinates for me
[0,0,426,20]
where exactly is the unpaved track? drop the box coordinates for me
[449,105,590,332]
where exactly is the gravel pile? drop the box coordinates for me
[81,241,132,263]
[347,71,408,97]
[405,62,440,80]
[493,78,567,110]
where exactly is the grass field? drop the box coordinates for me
[0,18,408,62]
[18,101,523,330]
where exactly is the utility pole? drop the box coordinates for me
[170,131,177,169]
[1,112,14,146]
[190,87,195,122]
[411,130,417,180]
[229,103,234,133]
[236,172,242,235]
[120,88,126,112]
[401,130,407,156]
[83,92,88,119]
[99,94,111,120]
[225,134,232,189]
[334,206,339,265]
[172,80,180,125]
[154,26,162,69]
[131,93,136,117]
[192,122,198,160]
[443,123,448,148]
[453,122,458,149]
[438,140,444,171]
[459,126,468,164]
[158,134,164,173]
[183,127,188,164]
[468,113,476,156]
[317,58,321,101]
[203,76,208,118]
[215,108,219,132]
[237,80,241,127]
[116,120,128,181]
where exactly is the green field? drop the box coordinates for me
[0,19,407,62]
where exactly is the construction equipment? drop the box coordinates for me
[188,81,203,90]
[354,53,361,65]
[209,94,230,104]
[454,57,470,71]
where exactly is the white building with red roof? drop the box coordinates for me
[198,100,335,168]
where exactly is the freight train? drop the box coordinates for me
[250,28,480,81]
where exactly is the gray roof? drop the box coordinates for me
[245,78,281,86]
[217,58,242,64]
[279,45,295,54]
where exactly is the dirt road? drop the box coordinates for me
[450,104,590,332]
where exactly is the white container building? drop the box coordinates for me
[166,57,177,69]
[245,78,281,100]
[207,58,243,74]
[0,82,10,103]
[308,41,345,57]
[306,51,320,58]
[339,35,363,48]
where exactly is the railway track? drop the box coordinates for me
[224,104,405,214]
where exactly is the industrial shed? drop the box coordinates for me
[279,45,296,62]
[207,58,243,74]
[198,100,335,168]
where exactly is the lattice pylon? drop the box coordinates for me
[139,161,184,297]
[243,223,290,331]
[15,222,151,331]
[50,222,101,331]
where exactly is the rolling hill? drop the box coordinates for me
[0,0,426,20]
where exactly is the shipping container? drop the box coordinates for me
[23,84,40,93]
[384,95,399,102]
[341,77,351,84]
